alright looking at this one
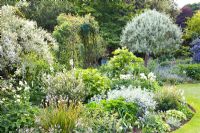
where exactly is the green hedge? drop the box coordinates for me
[179,64,200,80]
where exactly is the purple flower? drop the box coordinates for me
[191,38,200,63]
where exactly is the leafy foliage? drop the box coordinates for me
[70,0,136,50]
[0,80,38,132]
[145,0,178,18]
[77,104,123,132]
[42,69,86,103]
[140,113,170,133]
[165,110,187,129]
[121,10,182,58]
[0,5,57,78]
[87,99,138,129]
[154,87,185,111]
[101,47,144,78]
[185,11,200,40]
[75,68,111,101]
[179,64,200,80]
[20,0,74,31]
[53,13,105,68]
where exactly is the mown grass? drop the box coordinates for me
[173,83,200,133]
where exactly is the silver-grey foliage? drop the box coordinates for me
[121,10,182,56]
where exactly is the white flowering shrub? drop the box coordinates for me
[0,6,57,74]
[121,10,182,64]
[42,69,86,103]
[107,86,156,111]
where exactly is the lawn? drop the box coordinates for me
[173,83,200,133]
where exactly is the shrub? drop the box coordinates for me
[0,5,57,78]
[107,86,157,112]
[177,104,194,119]
[154,87,185,111]
[77,105,124,132]
[75,68,111,100]
[87,99,138,128]
[191,38,200,63]
[0,81,38,132]
[36,103,83,133]
[154,66,191,84]
[121,10,182,65]
[19,53,51,105]
[166,110,187,121]
[53,13,105,68]
[43,68,110,103]
[179,64,200,80]
[165,110,187,129]
[100,47,144,78]
[140,113,170,133]
[184,11,200,40]
[42,69,86,103]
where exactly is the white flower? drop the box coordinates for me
[2,88,6,91]
[17,87,22,91]
[15,95,21,98]
[120,74,133,80]
[183,71,186,74]
[24,86,30,91]
[19,81,24,86]
[147,72,156,81]
[2,98,5,101]
[15,68,21,75]
[69,59,74,66]
[140,73,147,80]
[12,89,16,93]
[16,99,20,103]
[0,100,3,104]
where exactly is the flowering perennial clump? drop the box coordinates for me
[140,72,156,81]
[107,86,157,111]
[191,38,200,63]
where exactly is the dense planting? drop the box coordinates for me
[0,1,200,133]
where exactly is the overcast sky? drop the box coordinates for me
[175,0,200,8]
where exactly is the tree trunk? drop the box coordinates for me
[144,53,150,67]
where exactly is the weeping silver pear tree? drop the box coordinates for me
[120,10,182,66]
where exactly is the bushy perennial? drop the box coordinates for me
[42,70,86,103]
[121,10,182,55]
[107,86,156,111]
[0,6,57,71]
[165,110,187,128]
[191,38,200,63]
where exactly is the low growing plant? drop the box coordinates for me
[164,110,187,129]
[179,64,200,80]
[0,80,38,132]
[87,98,138,129]
[154,87,185,111]
[36,103,83,133]
[140,112,170,133]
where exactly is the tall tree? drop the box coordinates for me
[70,0,137,52]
